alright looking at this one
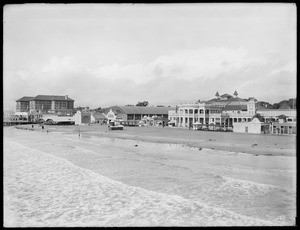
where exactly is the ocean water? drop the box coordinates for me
[3,127,296,226]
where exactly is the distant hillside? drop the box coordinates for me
[256,98,296,109]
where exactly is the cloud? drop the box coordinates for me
[3,47,296,110]
[149,47,268,81]
[269,61,296,76]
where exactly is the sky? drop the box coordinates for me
[3,3,297,110]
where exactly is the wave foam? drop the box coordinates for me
[4,140,284,227]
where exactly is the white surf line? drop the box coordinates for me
[4,139,286,226]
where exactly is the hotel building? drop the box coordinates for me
[16,95,75,115]
[168,91,256,127]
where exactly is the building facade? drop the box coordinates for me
[16,95,75,115]
[104,106,175,124]
[168,91,256,127]
[16,97,34,112]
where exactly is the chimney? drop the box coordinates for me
[65,95,68,100]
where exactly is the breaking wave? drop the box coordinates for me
[4,140,282,227]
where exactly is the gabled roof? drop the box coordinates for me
[222,104,247,111]
[220,93,233,98]
[16,96,34,102]
[92,113,106,119]
[110,106,175,115]
[33,95,74,101]
[207,96,247,104]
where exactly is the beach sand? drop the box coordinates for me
[17,124,296,157]
[4,125,296,226]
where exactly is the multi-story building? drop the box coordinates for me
[15,97,34,112]
[168,91,256,127]
[16,95,75,115]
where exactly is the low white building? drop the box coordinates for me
[233,118,262,134]
[42,114,75,124]
[73,111,91,125]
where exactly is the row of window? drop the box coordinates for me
[179,109,210,114]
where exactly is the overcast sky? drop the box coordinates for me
[3,3,296,110]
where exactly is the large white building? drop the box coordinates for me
[168,91,256,127]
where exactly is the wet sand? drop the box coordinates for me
[4,126,296,226]
[16,124,296,157]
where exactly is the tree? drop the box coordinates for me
[94,107,103,113]
[136,101,149,106]
[252,113,265,122]
[74,106,85,112]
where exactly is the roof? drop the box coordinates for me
[223,104,247,111]
[257,108,295,111]
[110,106,175,115]
[207,97,247,104]
[16,96,34,102]
[92,113,107,119]
[33,95,74,101]
[220,93,233,98]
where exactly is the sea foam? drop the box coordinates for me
[4,140,283,227]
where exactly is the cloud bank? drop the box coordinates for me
[3,47,296,110]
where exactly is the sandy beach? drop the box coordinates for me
[16,124,296,157]
[4,125,296,226]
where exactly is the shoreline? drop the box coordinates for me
[11,124,296,157]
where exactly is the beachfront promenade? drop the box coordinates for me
[16,124,296,157]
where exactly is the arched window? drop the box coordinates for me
[189,109,193,114]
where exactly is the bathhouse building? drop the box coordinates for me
[168,91,256,127]
[256,105,297,135]
[104,106,175,125]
